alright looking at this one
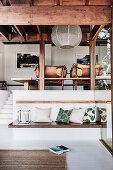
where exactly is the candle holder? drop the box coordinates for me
[18,110,30,124]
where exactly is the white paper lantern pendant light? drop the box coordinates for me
[51,25,82,49]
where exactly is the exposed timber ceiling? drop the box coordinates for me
[0,0,112,6]
[0,0,111,45]
[0,25,109,46]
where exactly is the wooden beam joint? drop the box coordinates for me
[14,25,26,41]
[90,25,105,41]
[55,0,63,6]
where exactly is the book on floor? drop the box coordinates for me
[49,145,69,155]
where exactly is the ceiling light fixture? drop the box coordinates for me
[51,25,82,49]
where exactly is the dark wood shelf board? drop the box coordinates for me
[8,121,106,128]
[16,100,111,104]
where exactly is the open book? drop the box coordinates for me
[49,145,69,155]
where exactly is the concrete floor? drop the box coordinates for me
[0,125,113,170]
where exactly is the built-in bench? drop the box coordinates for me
[8,121,106,128]
[8,99,109,128]
[8,90,110,142]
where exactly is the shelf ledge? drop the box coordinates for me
[8,121,106,128]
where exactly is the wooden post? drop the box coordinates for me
[90,38,95,90]
[111,5,113,154]
[39,38,45,90]
[24,82,29,90]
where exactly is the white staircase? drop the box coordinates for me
[0,92,13,124]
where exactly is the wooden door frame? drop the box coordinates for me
[111,5,113,154]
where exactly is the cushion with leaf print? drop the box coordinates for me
[56,108,73,124]
[98,107,107,122]
[83,108,96,123]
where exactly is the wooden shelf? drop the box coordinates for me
[16,100,111,104]
[44,78,91,80]
[95,76,111,80]
[8,121,106,128]
[11,77,91,81]
[11,77,111,81]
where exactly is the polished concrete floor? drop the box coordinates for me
[0,125,113,170]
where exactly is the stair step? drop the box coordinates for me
[5,101,13,105]
[0,92,13,124]
[7,97,13,101]
[0,114,13,119]
[0,118,13,124]
[3,104,13,109]
[9,93,13,96]
[1,108,13,114]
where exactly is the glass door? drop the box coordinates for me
[95,25,112,153]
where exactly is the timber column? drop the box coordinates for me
[39,34,45,90]
[90,38,95,90]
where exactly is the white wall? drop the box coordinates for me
[4,44,51,84]
[0,42,4,80]
[3,44,90,90]
[4,45,89,85]
[51,46,89,71]
[0,42,108,90]
[13,90,103,140]
[49,46,89,90]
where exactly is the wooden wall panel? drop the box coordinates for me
[0,6,111,25]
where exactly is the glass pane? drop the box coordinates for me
[95,25,112,150]
[95,26,111,90]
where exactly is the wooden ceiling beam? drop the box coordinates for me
[7,0,30,6]
[28,0,33,6]
[55,0,63,6]
[91,25,105,41]
[0,1,2,5]
[36,25,41,40]
[34,0,56,6]
[60,0,111,6]
[85,0,89,5]
[0,32,89,43]
[36,26,41,35]
[0,6,111,25]
[89,0,111,6]
[2,0,6,5]
[0,26,9,41]
[59,0,63,6]
[14,25,26,41]
[0,0,11,6]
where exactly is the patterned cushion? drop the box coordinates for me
[56,108,73,124]
[98,107,107,122]
[83,108,96,123]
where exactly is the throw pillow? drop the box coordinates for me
[70,108,86,124]
[56,108,73,124]
[98,107,107,122]
[83,108,96,123]
[33,107,52,122]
